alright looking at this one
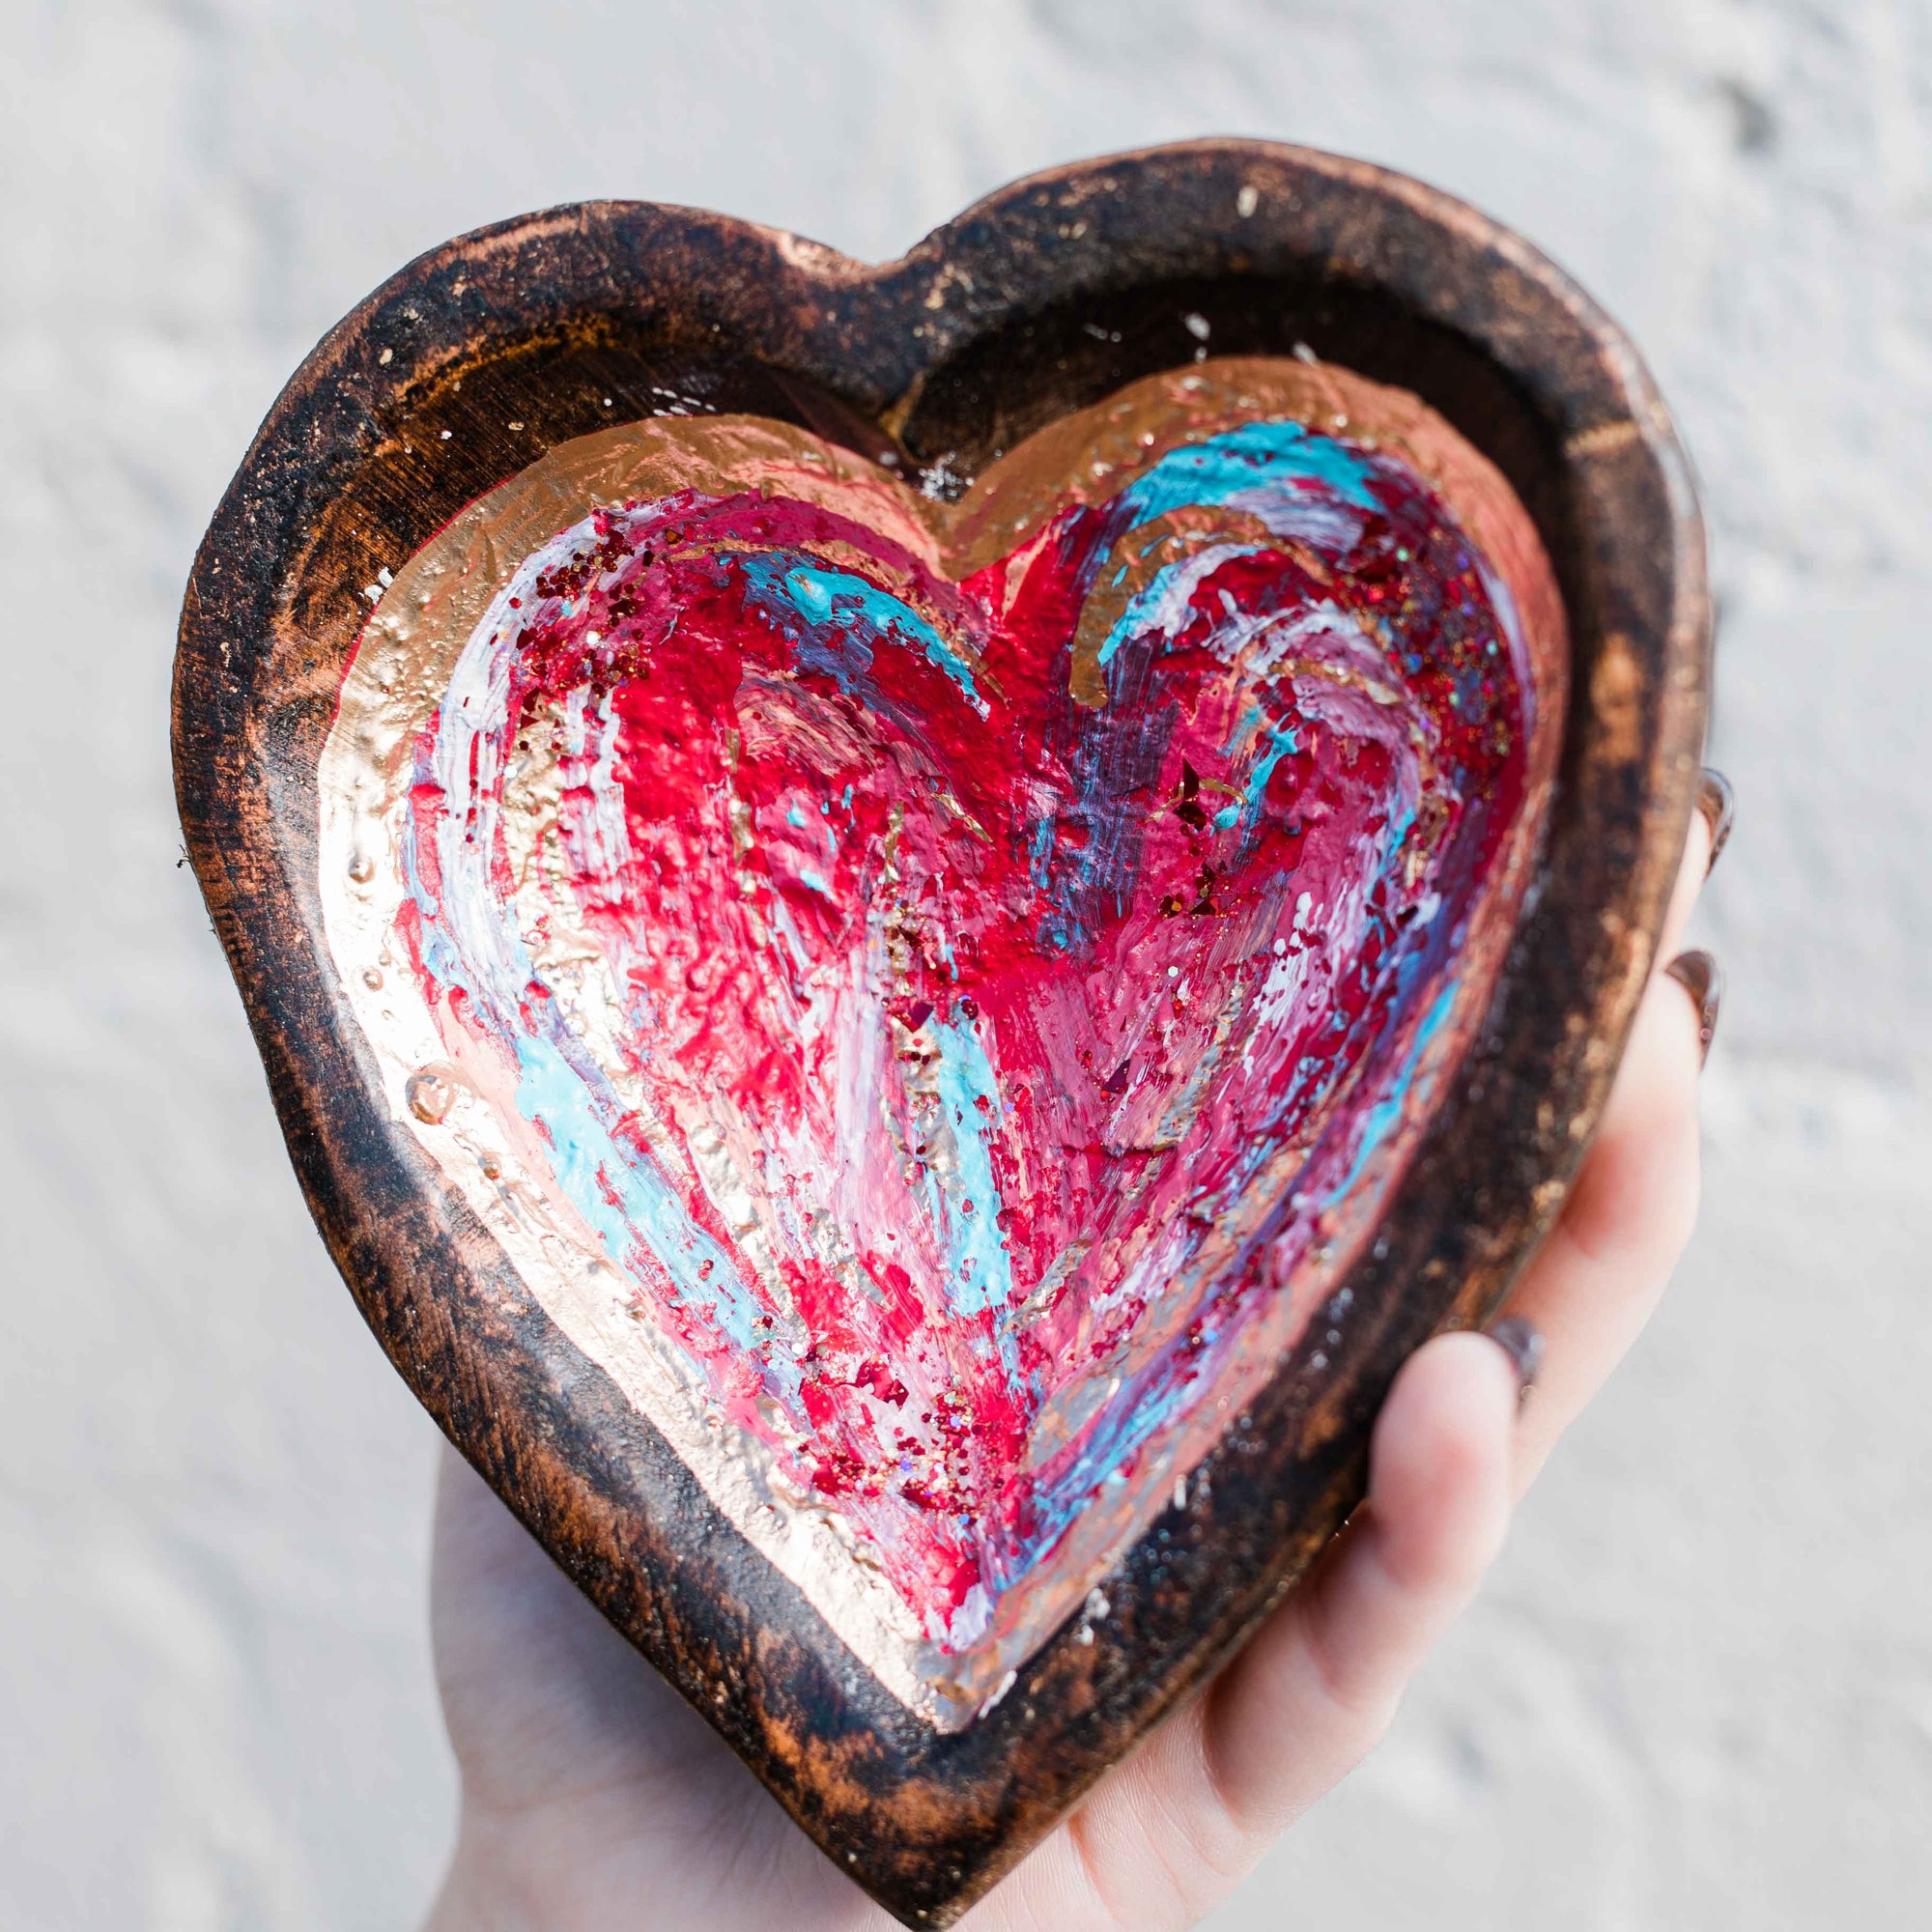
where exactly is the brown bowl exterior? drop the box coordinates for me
[173,139,1707,1927]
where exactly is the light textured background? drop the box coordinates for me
[4,2,1929,1927]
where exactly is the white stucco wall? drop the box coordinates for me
[3,3,1927,1926]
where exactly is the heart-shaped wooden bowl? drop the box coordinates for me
[174,140,1706,1926]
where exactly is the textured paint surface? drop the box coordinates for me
[323,364,1560,1709]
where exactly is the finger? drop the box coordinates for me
[1495,807,1713,1494]
[1185,1332,1520,1839]
[1659,803,1714,964]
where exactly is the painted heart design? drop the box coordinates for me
[323,358,1563,1719]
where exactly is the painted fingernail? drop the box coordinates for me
[1697,768,1735,872]
[1665,949,1723,1063]
[1486,1315,1545,1405]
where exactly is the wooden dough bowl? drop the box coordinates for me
[173,140,1707,1927]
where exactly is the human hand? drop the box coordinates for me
[422,792,1725,1932]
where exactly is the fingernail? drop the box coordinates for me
[1665,949,1723,1064]
[1486,1315,1545,1406]
[1697,768,1735,873]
